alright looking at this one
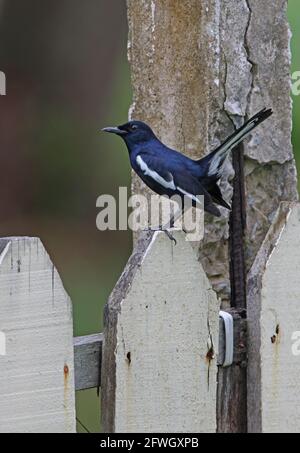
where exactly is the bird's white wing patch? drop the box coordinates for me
[136,155,176,190]
[177,187,201,204]
[136,155,203,204]
[208,121,254,177]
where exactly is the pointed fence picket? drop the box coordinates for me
[101,230,220,433]
[0,237,75,433]
[248,202,300,433]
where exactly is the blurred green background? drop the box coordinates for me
[0,0,299,433]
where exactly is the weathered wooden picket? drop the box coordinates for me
[0,237,75,433]
[1,0,299,434]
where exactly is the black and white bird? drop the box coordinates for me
[103,108,272,222]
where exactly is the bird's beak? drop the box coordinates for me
[101,126,127,136]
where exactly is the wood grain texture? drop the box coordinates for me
[248,203,300,433]
[102,230,220,433]
[73,333,102,391]
[0,237,75,433]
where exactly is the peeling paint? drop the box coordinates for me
[266,207,292,267]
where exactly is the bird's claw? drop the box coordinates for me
[163,229,177,245]
[142,226,177,245]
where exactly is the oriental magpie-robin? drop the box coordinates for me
[102,108,272,229]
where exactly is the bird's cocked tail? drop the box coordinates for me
[199,108,273,180]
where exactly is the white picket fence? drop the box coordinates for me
[0,201,300,433]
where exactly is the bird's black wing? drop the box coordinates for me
[135,152,221,217]
[172,170,221,217]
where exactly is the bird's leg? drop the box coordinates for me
[162,229,177,245]
[143,224,177,245]
[162,208,188,231]
[160,215,177,244]
[143,208,186,245]
[159,208,186,244]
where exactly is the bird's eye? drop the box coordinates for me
[131,124,138,131]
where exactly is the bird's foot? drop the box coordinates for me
[163,229,177,245]
[142,226,177,245]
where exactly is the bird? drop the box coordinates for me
[102,108,272,239]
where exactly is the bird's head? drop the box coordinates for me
[102,120,156,147]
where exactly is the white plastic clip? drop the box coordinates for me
[219,311,234,367]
